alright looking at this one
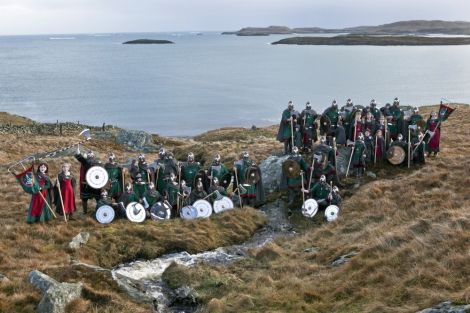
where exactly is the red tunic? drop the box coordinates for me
[30,176,50,217]
[427,119,441,152]
[59,176,77,214]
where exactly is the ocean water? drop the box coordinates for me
[1,32,469,136]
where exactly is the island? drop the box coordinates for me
[223,20,470,36]
[271,35,470,46]
[123,39,174,44]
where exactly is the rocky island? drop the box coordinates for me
[123,39,174,44]
[271,35,470,46]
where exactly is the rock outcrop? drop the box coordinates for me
[416,301,470,313]
[259,154,290,193]
[116,129,157,151]
[68,232,90,250]
[28,270,82,313]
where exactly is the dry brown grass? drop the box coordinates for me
[0,123,270,312]
[0,112,35,125]
[161,104,470,313]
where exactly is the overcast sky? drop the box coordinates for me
[1,0,469,35]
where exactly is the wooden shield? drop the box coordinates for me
[282,159,301,178]
[245,166,261,184]
[387,145,406,165]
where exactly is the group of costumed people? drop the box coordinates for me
[10,146,265,224]
[277,98,454,214]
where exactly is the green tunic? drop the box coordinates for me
[389,106,402,136]
[189,189,207,204]
[104,162,122,199]
[143,188,161,207]
[323,107,339,127]
[309,182,331,202]
[26,174,54,224]
[96,198,113,209]
[133,182,146,199]
[165,183,180,206]
[208,163,229,182]
[351,140,367,168]
[277,109,293,141]
[235,159,256,198]
[118,192,139,207]
[207,186,228,202]
[181,162,200,188]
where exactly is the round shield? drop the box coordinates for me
[245,166,261,185]
[193,199,212,218]
[126,202,146,223]
[150,201,172,220]
[416,119,426,131]
[180,205,198,220]
[213,196,234,214]
[301,199,318,218]
[282,159,301,178]
[387,145,406,165]
[193,170,209,191]
[86,166,109,189]
[219,172,232,189]
[325,205,340,222]
[96,205,115,224]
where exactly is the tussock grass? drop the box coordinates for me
[162,104,470,313]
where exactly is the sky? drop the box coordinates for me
[0,0,469,35]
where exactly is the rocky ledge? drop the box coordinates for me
[123,39,174,44]
[271,35,470,46]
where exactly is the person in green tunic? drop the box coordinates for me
[132,173,147,200]
[390,133,409,166]
[180,152,200,189]
[277,101,295,154]
[368,99,382,121]
[322,100,339,137]
[130,154,152,183]
[118,183,140,218]
[142,182,162,209]
[96,190,114,209]
[207,154,229,189]
[281,146,308,205]
[303,175,332,210]
[164,172,180,216]
[340,98,355,141]
[234,151,264,206]
[408,107,424,141]
[154,148,179,194]
[207,177,228,204]
[190,179,208,204]
[389,97,402,140]
[350,132,367,178]
[104,153,123,201]
[300,101,319,151]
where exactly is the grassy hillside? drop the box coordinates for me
[161,104,470,313]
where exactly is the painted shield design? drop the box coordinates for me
[126,202,146,223]
[180,205,198,220]
[86,166,109,189]
[150,201,172,220]
[193,199,213,218]
[213,196,234,214]
[325,205,340,222]
[302,199,318,218]
[96,205,115,224]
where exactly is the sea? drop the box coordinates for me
[1,32,469,136]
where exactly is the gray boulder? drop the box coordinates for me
[259,155,290,193]
[331,251,358,267]
[116,129,155,151]
[336,146,352,176]
[28,270,82,313]
[68,232,90,250]
[0,273,9,283]
[170,286,199,308]
[416,301,470,313]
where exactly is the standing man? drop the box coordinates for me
[104,153,123,201]
[277,101,296,154]
[234,151,264,206]
[282,146,309,205]
[207,154,230,188]
[300,101,319,151]
[180,152,200,189]
[75,148,101,214]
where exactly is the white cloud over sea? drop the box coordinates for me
[0,0,469,35]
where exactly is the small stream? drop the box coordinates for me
[111,200,294,313]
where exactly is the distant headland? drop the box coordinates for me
[123,39,174,44]
[222,20,470,36]
[271,35,470,46]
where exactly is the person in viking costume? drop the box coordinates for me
[233,151,265,206]
[369,99,381,121]
[364,112,377,135]
[277,101,296,154]
[207,177,228,204]
[340,98,355,140]
[132,173,147,200]
[389,97,402,140]
[180,152,200,189]
[54,162,77,219]
[425,111,441,156]
[374,129,386,164]
[104,153,123,201]
[164,172,180,216]
[207,154,229,188]
[363,130,375,165]
[13,162,54,224]
[281,146,308,205]
[323,100,339,132]
[189,179,207,204]
[350,132,367,178]
[303,175,332,210]
[75,148,101,214]
[130,154,152,183]
[300,101,319,151]
[390,133,409,166]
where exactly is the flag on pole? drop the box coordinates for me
[438,103,456,122]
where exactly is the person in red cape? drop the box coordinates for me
[54,162,77,219]
[13,162,54,224]
[426,111,441,156]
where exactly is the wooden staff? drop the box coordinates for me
[308,155,315,190]
[290,116,294,152]
[56,175,67,222]
[301,171,305,208]
[346,145,355,177]
[374,134,378,166]
[234,166,243,209]
[408,127,411,168]
[155,166,160,191]
[121,168,125,195]
[332,137,341,183]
